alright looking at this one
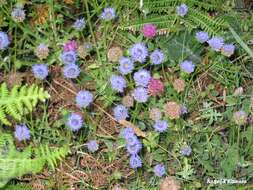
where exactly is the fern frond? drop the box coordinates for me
[0,83,50,125]
[0,134,69,188]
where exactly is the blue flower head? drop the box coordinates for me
[177,4,188,17]
[73,17,86,30]
[133,69,151,87]
[118,57,134,75]
[120,127,135,139]
[87,140,99,152]
[150,49,165,65]
[11,8,26,22]
[14,124,30,141]
[129,154,142,169]
[75,90,93,108]
[32,64,49,80]
[113,105,129,121]
[63,63,80,79]
[129,43,148,63]
[195,31,209,43]
[132,87,149,103]
[153,120,168,133]
[110,75,127,92]
[207,37,224,51]
[0,32,10,50]
[60,51,77,65]
[66,113,83,131]
[101,7,116,21]
[154,164,166,177]
[180,60,195,73]
[126,140,142,155]
[221,44,235,57]
[180,146,192,156]
[125,135,138,145]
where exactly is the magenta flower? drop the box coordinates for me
[63,40,78,52]
[148,78,164,96]
[142,24,156,38]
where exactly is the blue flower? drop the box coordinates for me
[195,31,209,43]
[118,57,134,75]
[63,63,80,79]
[132,87,149,103]
[73,18,86,30]
[221,44,235,57]
[129,154,142,169]
[32,64,49,80]
[129,43,148,63]
[113,105,129,121]
[180,105,188,115]
[101,7,116,21]
[87,140,99,152]
[66,113,83,131]
[120,127,135,139]
[75,90,93,108]
[126,140,142,155]
[180,60,195,73]
[153,120,168,133]
[110,75,127,92]
[180,146,192,156]
[0,31,10,50]
[11,8,26,22]
[176,4,188,17]
[207,37,224,51]
[14,124,30,141]
[125,135,138,145]
[60,51,77,65]
[154,164,166,177]
[150,49,165,65]
[133,69,151,87]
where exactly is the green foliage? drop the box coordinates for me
[121,0,227,35]
[0,134,69,188]
[0,83,50,125]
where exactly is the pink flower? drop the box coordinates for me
[148,78,164,96]
[142,24,156,38]
[63,40,78,52]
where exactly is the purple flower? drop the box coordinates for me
[133,69,151,87]
[126,140,142,155]
[120,127,135,139]
[207,37,224,51]
[129,43,148,63]
[176,4,188,17]
[66,113,83,131]
[34,43,49,60]
[110,75,127,92]
[221,44,235,57]
[73,18,86,30]
[14,124,30,141]
[153,120,168,133]
[195,31,209,43]
[129,154,142,169]
[63,63,80,79]
[180,105,188,115]
[0,31,10,50]
[125,135,138,145]
[150,49,165,65]
[101,7,116,21]
[60,51,77,65]
[132,87,149,103]
[11,8,26,22]
[118,57,134,75]
[75,90,93,108]
[87,140,99,152]
[180,146,192,156]
[113,105,129,121]
[32,64,49,80]
[180,60,195,73]
[154,164,166,177]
